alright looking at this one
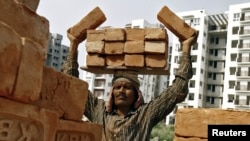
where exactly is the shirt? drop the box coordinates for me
[83,53,193,141]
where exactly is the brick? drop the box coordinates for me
[157,5,196,41]
[0,97,102,141]
[125,54,144,67]
[106,55,125,66]
[13,38,45,102]
[175,108,250,139]
[85,41,105,54]
[174,136,207,141]
[0,22,22,97]
[105,28,125,41]
[145,41,167,54]
[145,54,167,68]
[0,97,58,141]
[68,7,106,42]
[32,66,89,121]
[105,42,124,54]
[125,28,145,40]
[0,0,49,48]
[86,29,105,41]
[124,40,144,54]
[145,28,168,40]
[86,54,105,66]
[15,0,40,12]
[57,120,103,141]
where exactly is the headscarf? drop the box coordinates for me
[105,70,144,112]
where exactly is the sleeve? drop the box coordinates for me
[61,51,79,78]
[141,52,193,123]
[84,90,106,124]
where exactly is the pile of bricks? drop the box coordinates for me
[0,1,102,140]
[82,27,169,75]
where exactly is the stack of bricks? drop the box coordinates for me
[84,27,169,74]
[0,1,102,140]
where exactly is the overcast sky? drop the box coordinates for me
[37,0,250,45]
[37,0,250,78]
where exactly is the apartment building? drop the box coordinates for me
[223,3,250,110]
[166,2,250,125]
[45,33,69,71]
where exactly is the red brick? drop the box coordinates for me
[0,0,49,48]
[0,97,103,141]
[86,29,105,41]
[124,40,144,53]
[125,54,144,67]
[145,54,167,68]
[15,0,40,12]
[125,28,145,40]
[68,7,106,42]
[145,28,168,40]
[157,5,196,41]
[175,108,250,139]
[0,22,22,97]
[105,28,125,41]
[145,41,167,54]
[86,54,105,66]
[13,38,45,102]
[105,42,124,54]
[32,66,89,121]
[106,55,125,66]
[85,41,105,54]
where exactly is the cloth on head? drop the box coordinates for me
[112,70,140,90]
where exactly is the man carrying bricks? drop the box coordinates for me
[62,29,198,140]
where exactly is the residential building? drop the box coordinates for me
[223,3,250,110]
[45,33,69,71]
[166,2,250,125]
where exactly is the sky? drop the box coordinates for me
[37,0,250,78]
[37,0,250,45]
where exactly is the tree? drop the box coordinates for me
[150,121,174,141]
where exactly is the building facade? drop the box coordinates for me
[166,2,250,124]
[45,33,69,71]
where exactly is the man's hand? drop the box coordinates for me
[181,31,199,54]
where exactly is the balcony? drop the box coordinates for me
[236,71,250,78]
[240,16,250,24]
[235,85,250,91]
[238,43,250,51]
[237,57,250,64]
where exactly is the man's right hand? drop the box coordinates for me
[181,31,199,54]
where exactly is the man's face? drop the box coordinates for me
[113,81,136,108]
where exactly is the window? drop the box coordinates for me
[211,97,215,104]
[193,18,200,25]
[212,85,215,92]
[214,49,218,56]
[228,94,234,102]
[213,61,217,68]
[188,93,194,100]
[213,73,216,80]
[207,84,211,90]
[215,37,219,44]
[192,68,196,75]
[208,73,212,78]
[209,61,213,66]
[233,13,240,21]
[210,37,215,44]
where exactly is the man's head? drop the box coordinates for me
[105,70,144,112]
